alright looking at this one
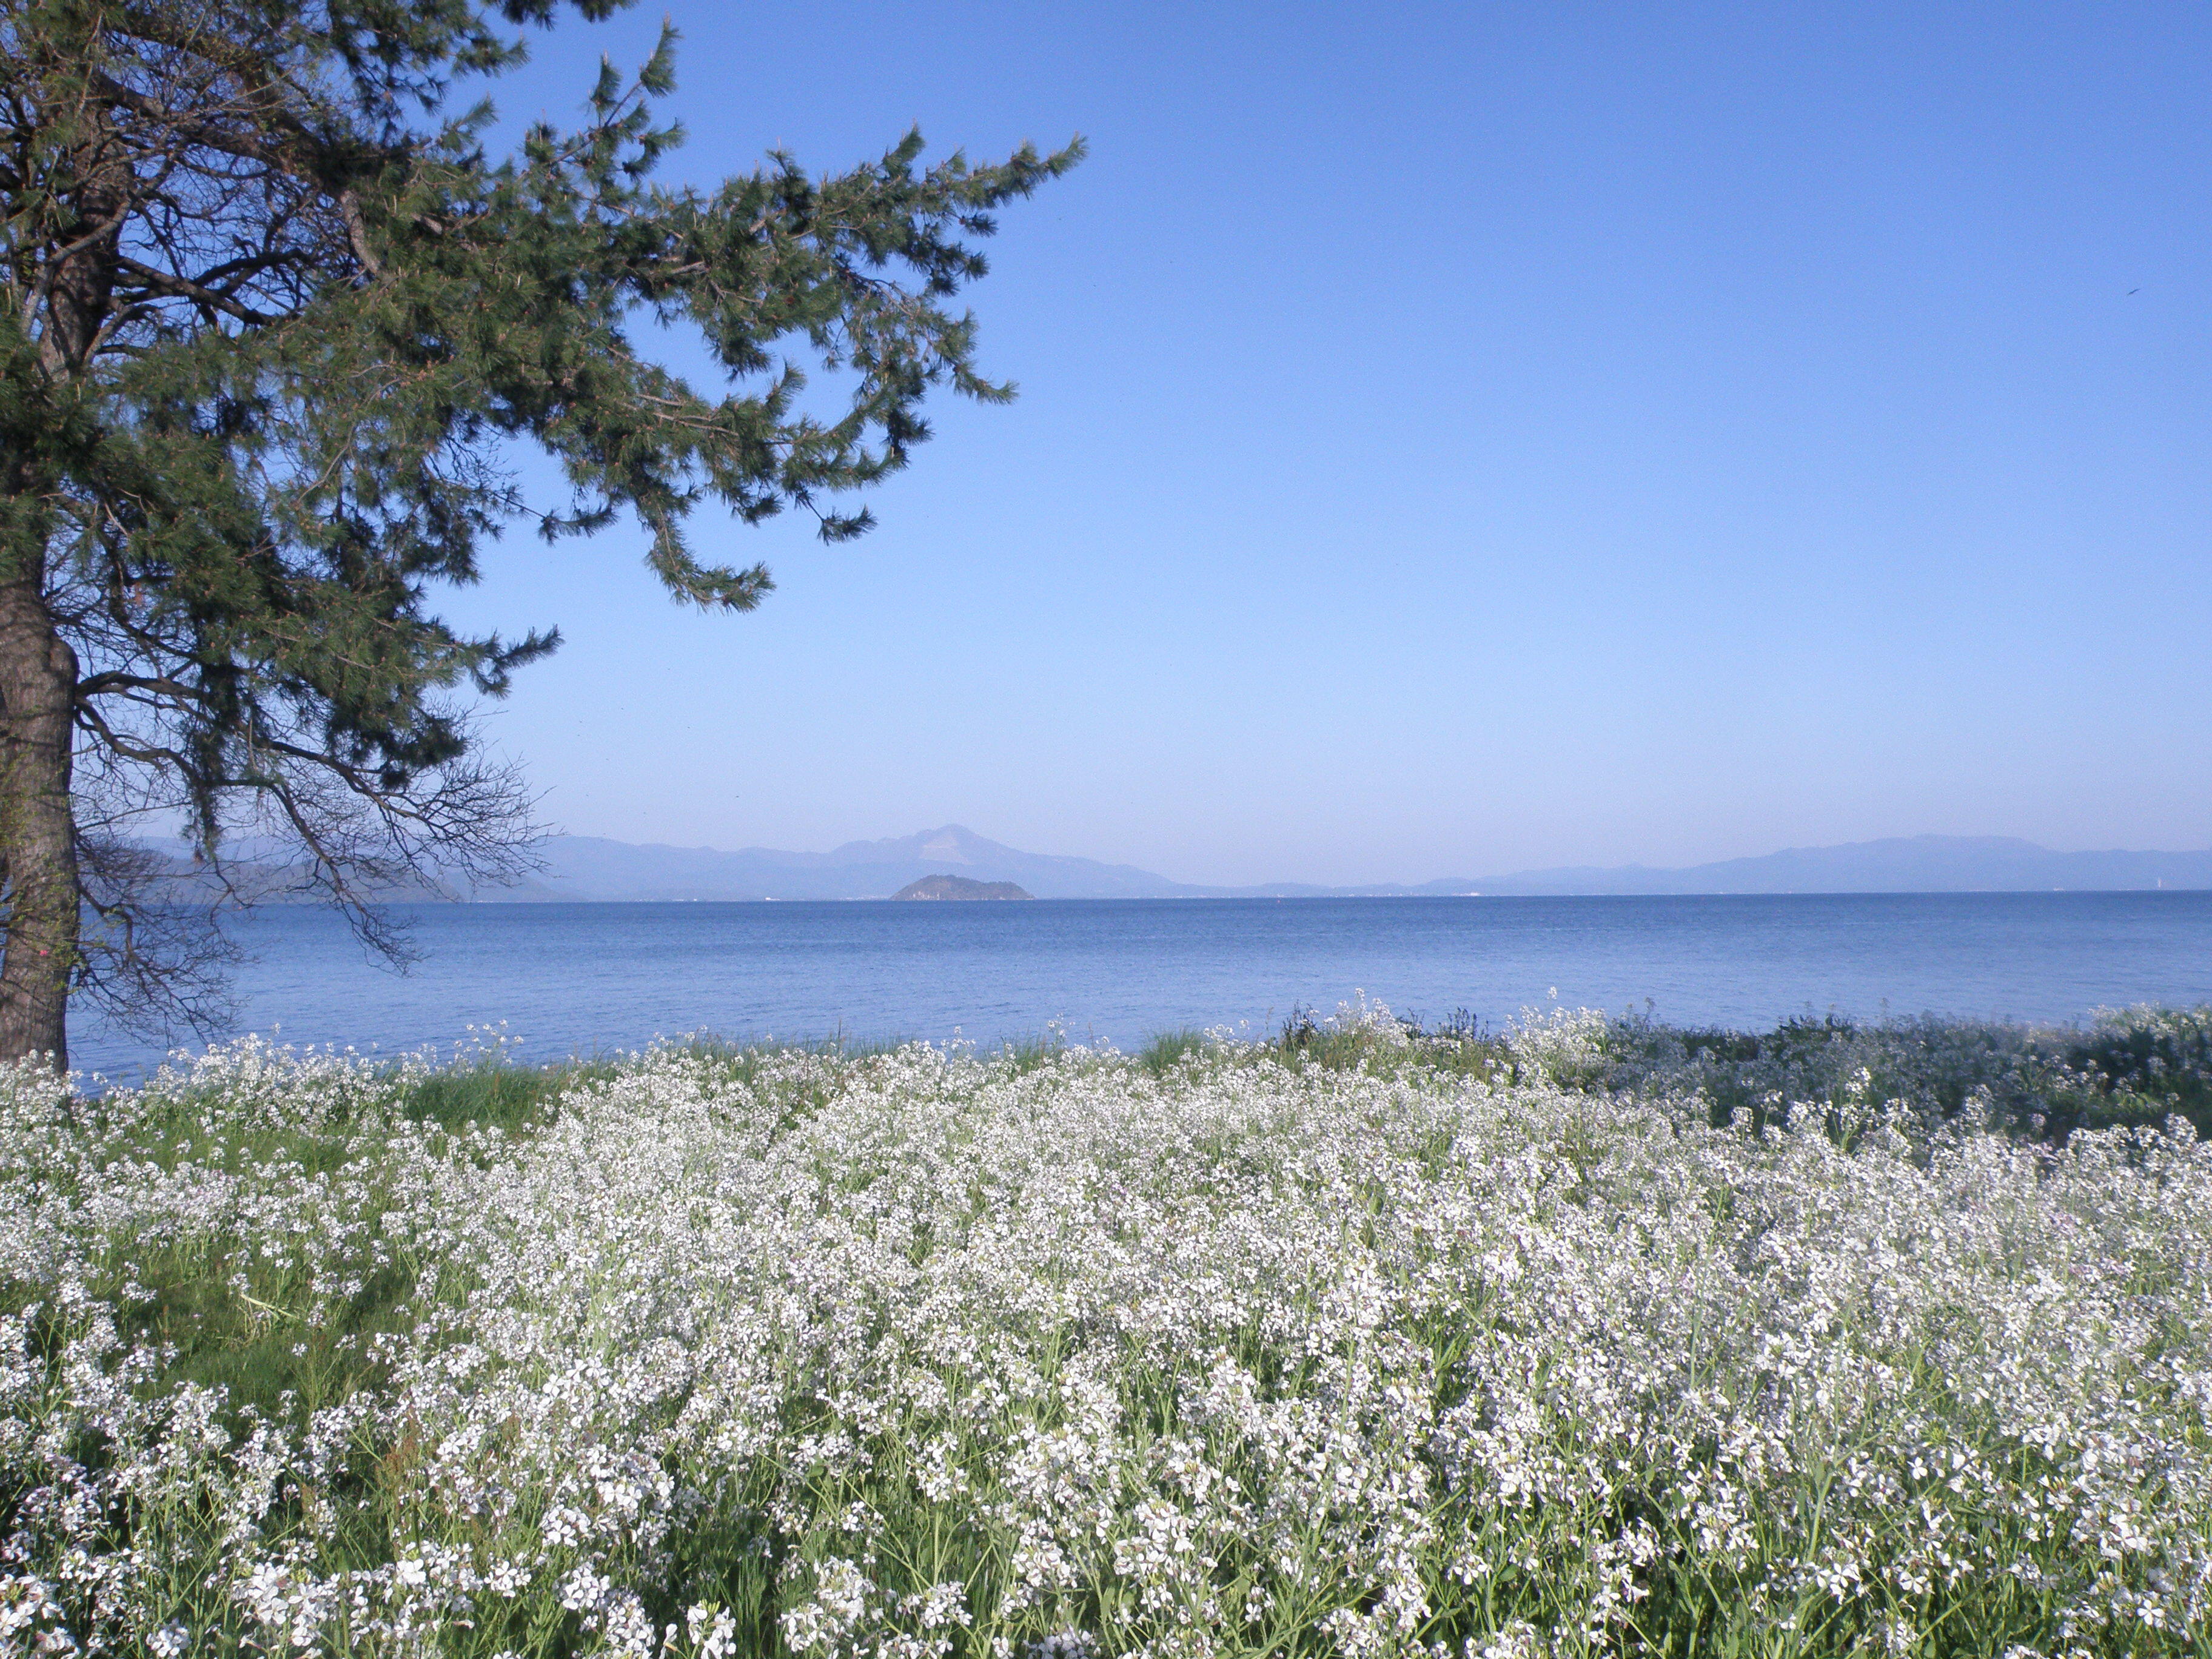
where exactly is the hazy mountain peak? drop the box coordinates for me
[817,824,1018,867]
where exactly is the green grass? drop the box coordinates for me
[392,1054,602,1132]
[1138,1028,1209,1074]
[1269,1002,1507,1080]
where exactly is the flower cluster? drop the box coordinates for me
[0,1010,2207,1656]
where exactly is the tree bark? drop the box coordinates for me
[0,581,78,1069]
[0,130,117,1069]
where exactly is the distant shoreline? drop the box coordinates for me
[438,886,2212,903]
[136,826,2212,902]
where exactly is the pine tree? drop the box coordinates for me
[0,0,1081,1066]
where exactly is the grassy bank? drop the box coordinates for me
[1,1004,2208,1656]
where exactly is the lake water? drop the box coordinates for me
[71,892,2212,1081]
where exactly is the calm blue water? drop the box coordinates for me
[71,893,2212,1081]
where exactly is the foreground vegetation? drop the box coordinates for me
[2,1005,2209,1657]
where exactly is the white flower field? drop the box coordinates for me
[1,1004,2208,1657]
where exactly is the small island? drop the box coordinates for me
[891,874,1036,901]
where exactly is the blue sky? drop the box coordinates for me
[432,1,2212,886]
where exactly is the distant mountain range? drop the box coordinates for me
[464,827,2212,902]
[497,825,1190,900]
[1441,836,2212,897]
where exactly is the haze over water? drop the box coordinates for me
[74,892,2212,1082]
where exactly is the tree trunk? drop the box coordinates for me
[0,138,114,1070]
[0,580,78,1069]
